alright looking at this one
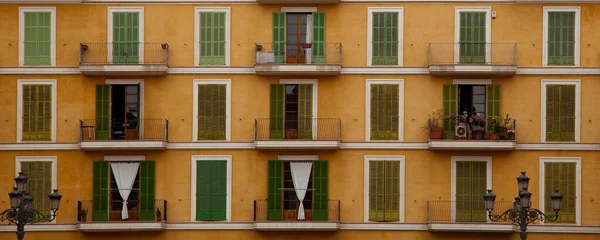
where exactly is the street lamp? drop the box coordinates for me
[0,172,62,240]
[484,172,563,240]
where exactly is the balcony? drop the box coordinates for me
[428,200,513,232]
[78,118,168,150]
[428,43,517,76]
[427,117,516,150]
[77,199,167,232]
[253,199,340,231]
[257,0,340,4]
[254,43,342,76]
[254,118,341,150]
[79,43,169,76]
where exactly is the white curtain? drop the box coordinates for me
[290,162,313,220]
[110,162,140,220]
[305,14,313,64]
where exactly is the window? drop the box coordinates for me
[540,157,581,224]
[193,80,231,141]
[543,7,580,67]
[455,7,491,64]
[17,80,57,142]
[541,80,580,142]
[451,156,491,222]
[15,156,57,220]
[366,80,404,141]
[108,7,144,64]
[271,12,326,64]
[364,156,404,222]
[19,7,56,66]
[367,8,403,66]
[191,155,232,221]
[269,80,317,140]
[195,7,230,66]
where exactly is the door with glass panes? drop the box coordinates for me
[95,84,140,140]
[270,84,313,140]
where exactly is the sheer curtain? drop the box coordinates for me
[305,14,313,64]
[290,162,313,220]
[110,162,140,220]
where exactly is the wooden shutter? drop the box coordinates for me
[267,160,283,220]
[443,84,458,139]
[544,162,576,223]
[273,12,286,64]
[95,84,111,140]
[547,12,575,66]
[196,160,227,221]
[546,85,575,141]
[369,160,399,221]
[456,161,487,222]
[312,160,329,220]
[298,84,313,139]
[459,12,486,64]
[113,12,139,64]
[370,84,399,140]
[198,84,227,140]
[270,84,284,140]
[485,84,501,132]
[199,12,226,65]
[372,12,399,65]
[21,162,52,216]
[24,12,51,66]
[92,161,109,221]
[22,84,52,141]
[139,161,156,221]
[384,161,400,221]
[369,161,384,221]
[312,12,326,64]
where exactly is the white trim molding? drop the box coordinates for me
[194,7,231,66]
[15,156,58,223]
[107,7,144,64]
[452,79,492,85]
[367,7,404,66]
[192,79,232,142]
[542,6,581,67]
[450,156,492,222]
[455,7,492,64]
[16,79,57,143]
[19,7,57,67]
[190,155,232,222]
[365,79,404,141]
[278,155,319,161]
[281,7,317,13]
[539,157,582,225]
[103,155,145,161]
[363,155,405,223]
[540,79,581,142]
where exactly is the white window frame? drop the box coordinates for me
[15,156,58,222]
[542,6,581,67]
[539,157,581,225]
[107,7,144,64]
[280,79,318,139]
[194,7,231,66]
[105,79,146,138]
[190,155,232,222]
[367,7,404,67]
[540,79,581,142]
[454,7,492,64]
[19,7,57,67]
[192,79,231,141]
[104,155,145,161]
[17,79,57,143]
[363,155,405,222]
[450,156,492,222]
[365,79,404,141]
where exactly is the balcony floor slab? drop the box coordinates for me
[428,140,516,150]
[254,140,341,150]
[79,141,167,150]
[253,222,340,231]
[255,64,341,75]
[79,64,168,76]
[429,65,517,76]
[78,222,166,232]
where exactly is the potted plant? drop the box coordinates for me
[507,130,516,140]
[79,208,88,222]
[161,43,168,50]
[492,125,503,140]
[422,109,444,139]
[156,207,162,221]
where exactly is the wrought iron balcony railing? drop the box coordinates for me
[254,118,341,141]
[428,200,513,223]
[428,43,517,66]
[427,117,516,141]
[254,199,340,222]
[79,43,169,65]
[79,118,169,141]
[255,42,341,65]
[77,199,167,222]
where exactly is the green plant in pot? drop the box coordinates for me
[156,207,162,221]
[422,109,444,139]
[79,208,88,222]
[493,124,503,140]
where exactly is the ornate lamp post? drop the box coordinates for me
[484,172,564,240]
[0,172,62,240]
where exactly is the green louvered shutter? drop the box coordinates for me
[22,85,52,141]
[196,160,227,221]
[95,85,111,140]
[21,162,52,217]
[267,160,283,220]
[456,161,487,222]
[92,161,109,221]
[312,12,325,64]
[199,12,226,65]
[298,84,313,139]
[372,12,398,65]
[459,12,486,64]
[369,161,384,221]
[485,85,501,133]
[312,160,328,220]
[139,161,156,221]
[113,12,139,64]
[196,160,211,220]
[443,84,458,139]
[369,161,400,221]
[198,84,227,140]
[546,85,575,141]
[547,12,575,66]
[273,12,286,64]
[544,162,576,223]
[370,84,399,140]
[270,84,284,140]
[24,12,51,66]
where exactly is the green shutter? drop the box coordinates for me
[113,12,139,64]
[485,84,501,133]
[198,84,227,140]
[273,12,286,64]
[270,84,284,140]
[546,85,575,141]
[21,162,52,217]
[312,12,326,64]
[22,85,52,141]
[24,12,51,66]
[372,12,399,65]
[95,84,111,140]
[459,12,486,64]
[312,160,328,220]
[443,84,458,139]
[267,160,283,220]
[456,161,487,222]
[547,12,575,66]
[298,84,313,139]
[199,12,226,65]
[544,162,576,223]
[370,84,399,140]
[92,161,109,221]
[196,160,227,221]
[368,160,400,222]
[139,161,156,221]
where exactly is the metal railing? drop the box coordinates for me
[428,200,513,223]
[428,43,517,66]
[79,43,169,65]
[77,199,167,222]
[254,118,341,141]
[79,118,169,141]
[427,117,516,141]
[254,199,340,222]
[255,42,341,65]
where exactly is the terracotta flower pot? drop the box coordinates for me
[430,129,443,139]
[484,133,491,140]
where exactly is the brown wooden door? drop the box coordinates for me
[284,85,298,139]
[286,13,307,64]
[124,85,139,140]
